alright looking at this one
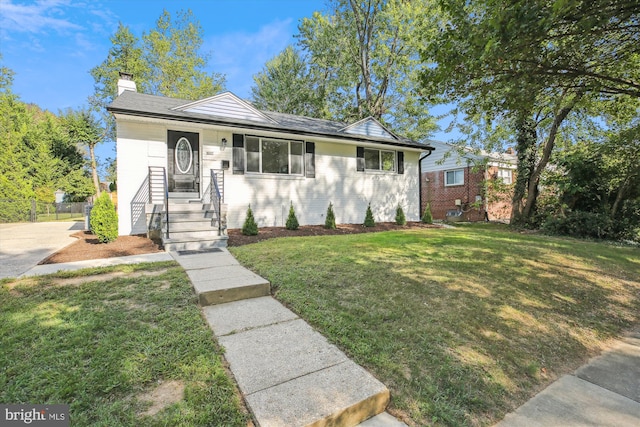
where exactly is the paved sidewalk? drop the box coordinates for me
[171,248,406,427]
[19,252,174,277]
[0,221,83,279]
[495,327,640,426]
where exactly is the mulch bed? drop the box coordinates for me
[39,231,163,265]
[41,222,441,264]
[227,222,441,246]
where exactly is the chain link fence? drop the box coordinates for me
[0,199,88,223]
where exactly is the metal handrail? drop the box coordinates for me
[148,166,169,239]
[211,169,222,235]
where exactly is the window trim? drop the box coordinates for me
[497,168,513,184]
[244,135,304,176]
[363,147,396,172]
[445,168,465,186]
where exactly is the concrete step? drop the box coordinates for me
[168,229,221,240]
[163,236,228,252]
[186,264,269,306]
[204,297,389,427]
[167,221,215,232]
[167,202,208,212]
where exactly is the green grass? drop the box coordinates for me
[36,213,84,222]
[229,223,640,426]
[0,262,248,427]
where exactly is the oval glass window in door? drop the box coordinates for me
[175,137,193,174]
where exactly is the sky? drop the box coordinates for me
[0,0,455,173]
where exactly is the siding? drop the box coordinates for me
[184,95,269,122]
[343,119,395,139]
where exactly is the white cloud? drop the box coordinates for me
[0,0,82,33]
[205,18,295,98]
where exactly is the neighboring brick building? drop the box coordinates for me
[421,141,516,222]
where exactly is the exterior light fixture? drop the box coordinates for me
[221,138,227,151]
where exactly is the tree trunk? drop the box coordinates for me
[89,144,101,197]
[510,112,537,226]
[520,92,582,221]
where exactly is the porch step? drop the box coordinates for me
[167,201,209,212]
[203,297,389,426]
[163,235,228,252]
[167,221,215,232]
[168,211,216,221]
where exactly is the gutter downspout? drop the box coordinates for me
[419,149,434,219]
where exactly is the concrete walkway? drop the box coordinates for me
[495,327,640,426]
[170,248,406,427]
[0,221,84,279]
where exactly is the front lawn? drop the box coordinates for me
[0,262,248,427]
[229,223,640,426]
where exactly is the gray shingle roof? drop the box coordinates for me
[108,91,433,150]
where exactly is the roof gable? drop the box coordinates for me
[172,92,276,123]
[340,117,397,140]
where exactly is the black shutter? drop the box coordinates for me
[397,151,404,174]
[357,147,365,172]
[305,142,315,178]
[232,134,244,174]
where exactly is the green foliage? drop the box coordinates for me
[421,203,433,224]
[395,205,406,225]
[363,203,375,227]
[0,68,90,218]
[252,45,326,118]
[242,205,258,236]
[285,202,299,230]
[325,202,337,229]
[90,192,118,243]
[143,9,226,100]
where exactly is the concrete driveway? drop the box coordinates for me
[0,221,83,279]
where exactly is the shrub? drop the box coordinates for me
[242,205,258,236]
[90,192,118,243]
[421,203,433,224]
[285,202,299,230]
[395,205,406,225]
[325,202,336,229]
[363,203,375,227]
[542,211,615,240]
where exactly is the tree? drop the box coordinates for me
[285,202,300,230]
[64,109,105,197]
[89,23,148,138]
[419,0,638,226]
[363,203,375,227]
[249,0,438,139]
[242,205,259,236]
[325,202,337,229]
[251,46,326,117]
[143,9,226,100]
[90,192,118,243]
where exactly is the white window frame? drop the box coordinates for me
[245,136,304,176]
[364,148,396,172]
[497,168,513,184]
[445,168,464,186]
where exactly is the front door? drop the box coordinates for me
[167,130,199,197]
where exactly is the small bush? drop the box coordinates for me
[421,203,433,224]
[242,205,258,236]
[90,192,118,243]
[325,202,336,229]
[363,203,375,227]
[285,202,299,230]
[395,205,406,225]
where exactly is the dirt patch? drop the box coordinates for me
[53,269,169,286]
[39,231,163,264]
[227,221,441,247]
[137,380,185,416]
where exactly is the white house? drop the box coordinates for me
[108,74,434,250]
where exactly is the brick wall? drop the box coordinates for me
[421,166,486,221]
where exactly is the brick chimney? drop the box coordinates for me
[117,72,137,95]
